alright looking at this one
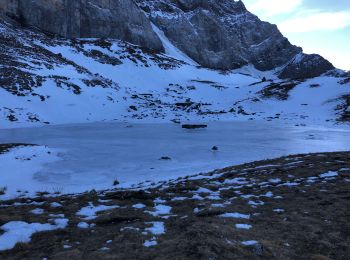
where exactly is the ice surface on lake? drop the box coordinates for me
[0,121,350,197]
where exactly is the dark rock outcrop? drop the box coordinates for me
[278,54,334,79]
[136,0,334,77]
[0,0,164,51]
[182,124,208,129]
[136,0,295,69]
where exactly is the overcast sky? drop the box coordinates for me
[243,0,350,70]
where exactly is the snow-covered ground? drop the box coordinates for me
[1,20,349,128]
[0,218,68,251]
[0,145,61,199]
[1,121,349,199]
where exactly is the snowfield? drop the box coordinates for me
[0,20,349,128]
[0,216,68,251]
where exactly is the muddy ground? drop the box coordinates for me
[0,146,349,260]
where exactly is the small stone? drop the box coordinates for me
[159,156,171,160]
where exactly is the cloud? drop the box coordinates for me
[243,0,350,70]
[279,11,350,33]
[246,0,303,17]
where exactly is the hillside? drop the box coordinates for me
[0,16,349,128]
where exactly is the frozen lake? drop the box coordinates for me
[1,121,350,195]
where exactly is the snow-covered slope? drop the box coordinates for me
[0,19,349,128]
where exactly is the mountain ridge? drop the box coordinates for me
[0,0,334,79]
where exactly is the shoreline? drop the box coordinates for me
[0,150,349,259]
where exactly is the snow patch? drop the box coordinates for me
[146,204,172,217]
[242,240,259,246]
[319,171,338,178]
[145,222,165,235]
[77,222,90,229]
[235,224,252,230]
[76,202,119,220]
[0,220,67,251]
[132,203,146,209]
[151,23,198,65]
[30,208,44,215]
[144,239,157,247]
[219,213,250,219]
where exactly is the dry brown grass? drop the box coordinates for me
[0,151,349,259]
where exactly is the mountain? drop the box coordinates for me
[0,0,349,128]
[1,0,334,78]
[0,0,163,51]
[136,0,334,78]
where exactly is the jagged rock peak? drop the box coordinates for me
[279,53,334,79]
[136,0,334,77]
[136,0,302,70]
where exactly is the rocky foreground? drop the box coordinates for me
[0,146,349,259]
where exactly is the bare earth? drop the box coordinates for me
[0,145,349,260]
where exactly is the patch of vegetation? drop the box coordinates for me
[84,49,122,66]
[259,81,299,100]
[0,144,34,155]
[339,77,350,85]
[335,94,350,123]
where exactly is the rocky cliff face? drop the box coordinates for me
[0,0,335,79]
[136,0,334,78]
[279,54,335,79]
[136,0,300,70]
[0,0,164,51]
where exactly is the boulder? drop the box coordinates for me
[182,124,208,129]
